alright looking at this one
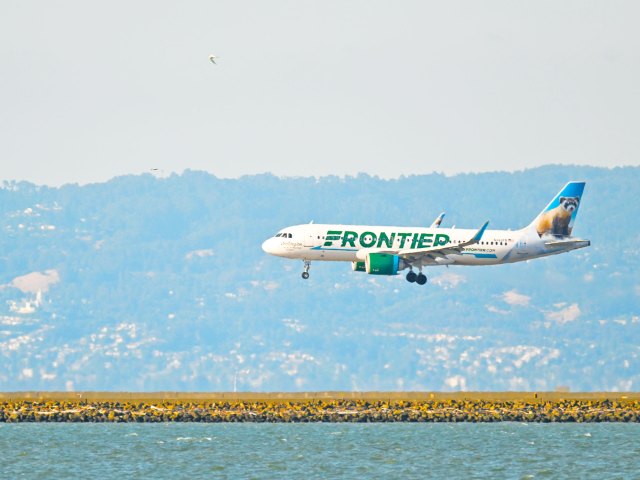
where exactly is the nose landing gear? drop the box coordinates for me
[301,260,311,279]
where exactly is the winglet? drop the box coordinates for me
[471,221,489,243]
[430,212,445,228]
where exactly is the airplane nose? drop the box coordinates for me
[262,238,276,255]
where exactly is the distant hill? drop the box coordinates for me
[1,165,638,392]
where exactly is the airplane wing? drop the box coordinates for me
[395,221,489,264]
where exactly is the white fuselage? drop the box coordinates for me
[261,223,589,270]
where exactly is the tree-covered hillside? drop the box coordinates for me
[1,165,638,392]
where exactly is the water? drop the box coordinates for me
[2,423,639,479]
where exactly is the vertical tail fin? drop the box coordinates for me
[526,181,585,237]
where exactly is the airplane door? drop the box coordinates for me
[515,238,528,256]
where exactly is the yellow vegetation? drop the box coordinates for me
[0,396,638,423]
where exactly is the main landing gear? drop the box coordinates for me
[406,269,427,286]
[301,260,311,279]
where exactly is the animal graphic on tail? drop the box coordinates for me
[536,195,580,237]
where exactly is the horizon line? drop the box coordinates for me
[2,163,636,189]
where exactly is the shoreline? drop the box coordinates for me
[1,392,639,423]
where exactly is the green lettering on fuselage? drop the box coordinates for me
[360,231,377,248]
[324,230,342,247]
[418,233,433,248]
[377,232,395,248]
[397,233,411,248]
[434,234,449,246]
[322,230,450,249]
[342,231,357,247]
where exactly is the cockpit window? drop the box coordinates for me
[288,233,292,238]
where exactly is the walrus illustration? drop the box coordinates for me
[536,196,580,237]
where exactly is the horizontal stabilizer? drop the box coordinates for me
[545,238,591,248]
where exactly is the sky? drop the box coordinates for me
[1,0,639,186]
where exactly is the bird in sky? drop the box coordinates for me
[209,54,219,65]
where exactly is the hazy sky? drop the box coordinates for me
[2,1,639,186]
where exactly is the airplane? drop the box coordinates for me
[261,181,590,285]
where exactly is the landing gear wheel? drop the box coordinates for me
[406,271,417,283]
[301,260,311,280]
[416,273,427,285]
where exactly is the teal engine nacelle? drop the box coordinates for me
[351,261,366,272]
[364,253,404,275]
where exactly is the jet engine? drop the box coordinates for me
[351,261,366,272]
[364,253,405,275]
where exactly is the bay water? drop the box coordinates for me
[2,423,638,479]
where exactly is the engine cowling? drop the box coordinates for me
[365,253,403,275]
[351,261,366,272]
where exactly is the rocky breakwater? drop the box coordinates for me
[1,399,639,423]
